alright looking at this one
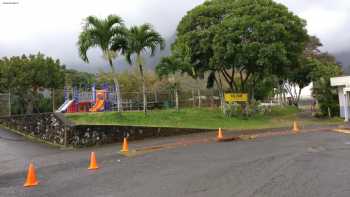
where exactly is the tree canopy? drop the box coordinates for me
[0,53,65,92]
[310,59,342,116]
[64,69,96,88]
[124,23,165,114]
[167,0,309,93]
[77,15,127,65]
[0,53,66,113]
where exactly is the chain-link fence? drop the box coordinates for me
[118,89,220,111]
[2,87,222,115]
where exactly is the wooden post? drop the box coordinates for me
[222,92,227,115]
[52,88,55,112]
[344,92,349,122]
[154,90,158,103]
[175,86,179,112]
[192,89,195,107]
[198,89,201,108]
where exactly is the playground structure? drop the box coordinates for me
[56,84,114,113]
[89,90,107,112]
[56,84,222,113]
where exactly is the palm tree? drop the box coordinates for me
[125,24,165,114]
[77,15,127,112]
[156,57,180,111]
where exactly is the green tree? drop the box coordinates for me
[77,15,127,111]
[97,68,158,94]
[310,59,342,117]
[248,74,278,101]
[0,53,65,114]
[285,35,339,107]
[171,0,308,96]
[65,69,96,88]
[156,57,182,111]
[284,59,313,106]
[156,57,178,78]
[125,24,165,114]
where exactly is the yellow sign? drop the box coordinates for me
[224,93,248,102]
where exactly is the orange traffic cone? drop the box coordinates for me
[293,121,300,133]
[217,128,223,140]
[24,161,39,187]
[88,152,99,170]
[121,137,129,153]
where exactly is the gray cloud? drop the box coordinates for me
[276,0,350,53]
[0,0,349,72]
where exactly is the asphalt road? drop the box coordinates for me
[1,127,350,197]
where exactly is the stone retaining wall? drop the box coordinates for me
[0,113,72,146]
[0,113,213,148]
[71,125,212,147]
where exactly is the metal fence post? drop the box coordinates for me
[52,88,55,112]
[154,90,158,103]
[8,91,11,116]
[192,89,195,107]
[198,89,201,108]
[175,86,179,112]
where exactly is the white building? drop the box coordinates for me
[299,83,313,99]
[330,76,350,122]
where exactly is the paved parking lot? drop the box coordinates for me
[1,127,350,197]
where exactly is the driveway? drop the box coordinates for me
[1,127,350,197]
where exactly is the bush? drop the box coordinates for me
[35,96,52,113]
[224,101,267,117]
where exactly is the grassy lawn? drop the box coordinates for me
[65,107,344,130]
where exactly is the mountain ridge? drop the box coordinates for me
[335,51,350,74]
[66,34,350,75]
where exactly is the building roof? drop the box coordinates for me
[330,76,350,87]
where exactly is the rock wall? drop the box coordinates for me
[71,125,211,147]
[0,113,72,146]
[0,113,213,148]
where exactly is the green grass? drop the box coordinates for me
[65,107,344,130]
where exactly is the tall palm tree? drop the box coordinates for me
[125,24,165,114]
[77,15,127,112]
[156,57,180,112]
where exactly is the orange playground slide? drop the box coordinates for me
[89,99,105,112]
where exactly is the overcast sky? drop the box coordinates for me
[0,0,349,71]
